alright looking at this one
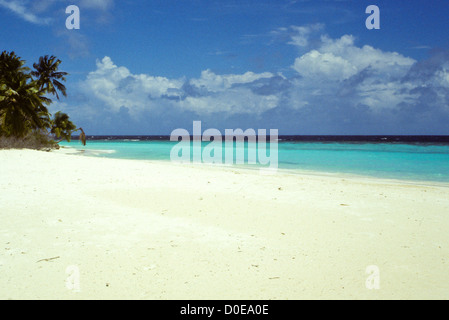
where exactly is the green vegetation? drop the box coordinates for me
[0,51,85,150]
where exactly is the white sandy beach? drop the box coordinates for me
[1,148,449,300]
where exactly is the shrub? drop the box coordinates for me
[0,131,58,151]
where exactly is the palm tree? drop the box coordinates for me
[0,76,51,137]
[51,111,77,142]
[0,52,50,138]
[1,51,84,147]
[31,55,68,100]
[51,112,87,146]
[0,51,30,83]
[78,127,86,146]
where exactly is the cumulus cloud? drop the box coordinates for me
[80,57,183,115]
[293,50,357,81]
[319,35,415,77]
[72,25,449,134]
[292,34,416,82]
[285,31,424,116]
[79,57,280,118]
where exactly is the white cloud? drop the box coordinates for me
[179,89,279,115]
[80,57,280,117]
[356,81,418,111]
[293,50,357,81]
[288,24,324,47]
[0,0,114,25]
[79,32,419,119]
[289,33,417,111]
[190,69,275,92]
[0,0,51,24]
[270,23,324,48]
[81,57,183,115]
[79,0,113,11]
[434,64,449,87]
[292,34,415,81]
[319,35,415,76]
[72,25,449,135]
[179,87,279,115]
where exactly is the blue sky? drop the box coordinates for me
[1,0,449,135]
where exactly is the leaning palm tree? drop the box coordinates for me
[31,55,68,100]
[51,111,77,142]
[78,127,86,146]
[51,112,87,146]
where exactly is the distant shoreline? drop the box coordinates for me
[68,135,449,144]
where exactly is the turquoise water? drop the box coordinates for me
[60,140,449,183]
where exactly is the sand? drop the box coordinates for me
[1,148,449,300]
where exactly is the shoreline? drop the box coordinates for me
[58,145,449,189]
[1,148,449,299]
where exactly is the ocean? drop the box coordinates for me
[60,136,449,183]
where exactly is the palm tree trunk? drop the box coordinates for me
[78,127,86,146]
